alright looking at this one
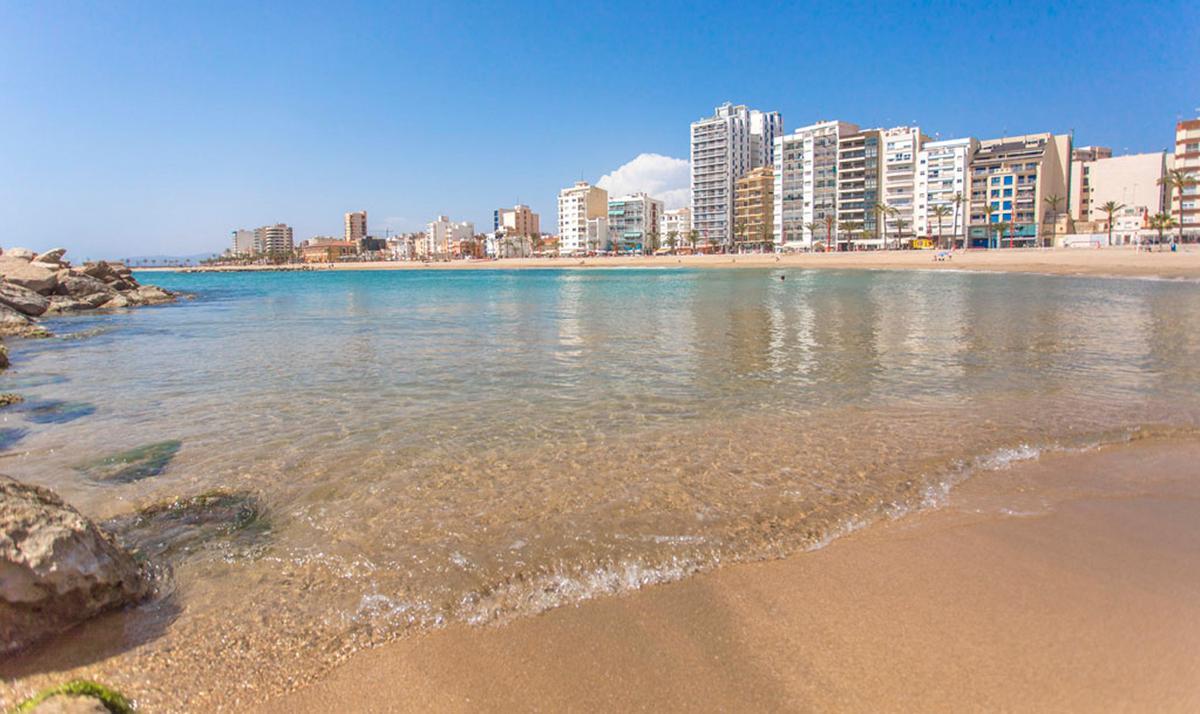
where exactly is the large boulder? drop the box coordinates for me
[33,248,67,265]
[78,261,120,283]
[0,257,59,294]
[0,303,36,336]
[0,475,152,653]
[44,295,96,314]
[4,247,36,261]
[0,280,50,316]
[56,274,113,299]
[128,285,174,306]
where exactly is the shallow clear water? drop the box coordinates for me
[3,267,1199,708]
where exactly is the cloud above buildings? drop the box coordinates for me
[597,154,690,210]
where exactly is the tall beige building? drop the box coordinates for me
[1174,119,1200,235]
[557,181,608,255]
[967,133,1070,247]
[1072,152,1172,224]
[254,224,294,257]
[345,211,367,243]
[733,166,774,248]
[1069,146,1113,220]
[494,204,540,237]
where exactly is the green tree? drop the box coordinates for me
[952,192,965,250]
[981,203,996,248]
[839,221,863,252]
[667,230,678,253]
[873,202,894,249]
[1158,169,1197,246]
[688,229,700,252]
[1149,212,1176,249]
[805,221,823,251]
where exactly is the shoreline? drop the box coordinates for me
[259,436,1200,712]
[137,246,1200,280]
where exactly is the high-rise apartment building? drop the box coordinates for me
[557,181,608,255]
[1069,146,1113,220]
[607,192,663,253]
[733,166,774,248]
[880,126,929,244]
[837,128,883,249]
[659,207,691,248]
[1174,119,1200,235]
[773,120,858,250]
[254,224,294,256]
[691,103,782,246]
[425,215,475,257]
[494,204,541,237]
[915,137,977,245]
[967,133,1070,247]
[231,229,256,256]
[344,211,367,243]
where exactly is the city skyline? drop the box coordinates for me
[2,1,1197,258]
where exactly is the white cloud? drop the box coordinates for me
[597,153,690,210]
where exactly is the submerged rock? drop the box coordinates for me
[18,399,97,424]
[0,392,24,407]
[0,476,152,654]
[75,440,182,484]
[0,426,29,449]
[104,489,269,563]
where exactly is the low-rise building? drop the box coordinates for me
[659,207,691,250]
[494,204,540,238]
[607,192,663,253]
[300,238,358,263]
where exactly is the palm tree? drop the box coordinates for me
[873,202,894,249]
[667,230,678,254]
[688,229,700,252]
[992,221,1009,251]
[1042,193,1063,248]
[839,221,863,252]
[952,192,965,250]
[981,203,996,248]
[1158,169,1197,246]
[824,214,836,251]
[930,205,951,249]
[1149,212,1176,250]
[805,221,823,251]
[1099,200,1126,246]
[646,228,660,255]
[530,232,542,256]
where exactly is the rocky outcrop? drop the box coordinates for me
[0,247,177,340]
[0,475,152,654]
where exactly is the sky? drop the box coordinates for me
[2,1,1197,260]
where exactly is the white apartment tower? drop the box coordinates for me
[691,102,782,246]
[772,120,858,249]
[880,126,928,242]
[254,224,294,256]
[915,137,977,245]
[425,215,475,257]
[231,229,256,256]
[557,181,608,255]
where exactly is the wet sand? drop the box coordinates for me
[260,437,1200,713]
[144,246,1200,280]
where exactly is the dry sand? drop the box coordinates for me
[259,436,1200,713]
[148,246,1200,280]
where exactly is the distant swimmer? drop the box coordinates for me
[780,275,786,281]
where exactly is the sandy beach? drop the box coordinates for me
[260,436,1200,713]
[143,246,1200,280]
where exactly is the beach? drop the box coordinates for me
[262,436,1200,713]
[2,266,1198,712]
[147,246,1200,280]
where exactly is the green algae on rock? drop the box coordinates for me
[14,679,134,714]
[74,440,182,484]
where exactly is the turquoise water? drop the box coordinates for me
[2,267,1199,707]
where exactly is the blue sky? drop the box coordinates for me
[2,1,1197,259]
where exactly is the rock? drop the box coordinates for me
[0,344,7,369]
[27,694,111,713]
[5,247,36,261]
[0,257,59,294]
[44,295,95,314]
[99,294,130,309]
[32,248,67,265]
[107,278,136,292]
[0,427,28,449]
[78,261,119,283]
[0,476,151,654]
[17,399,97,424]
[104,489,269,563]
[75,440,182,484]
[81,292,115,308]
[56,274,112,298]
[30,261,64,273]
[132,285,174,305]
[0,303,37,337]
[0,393,23,408]
[0,281,50,316]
